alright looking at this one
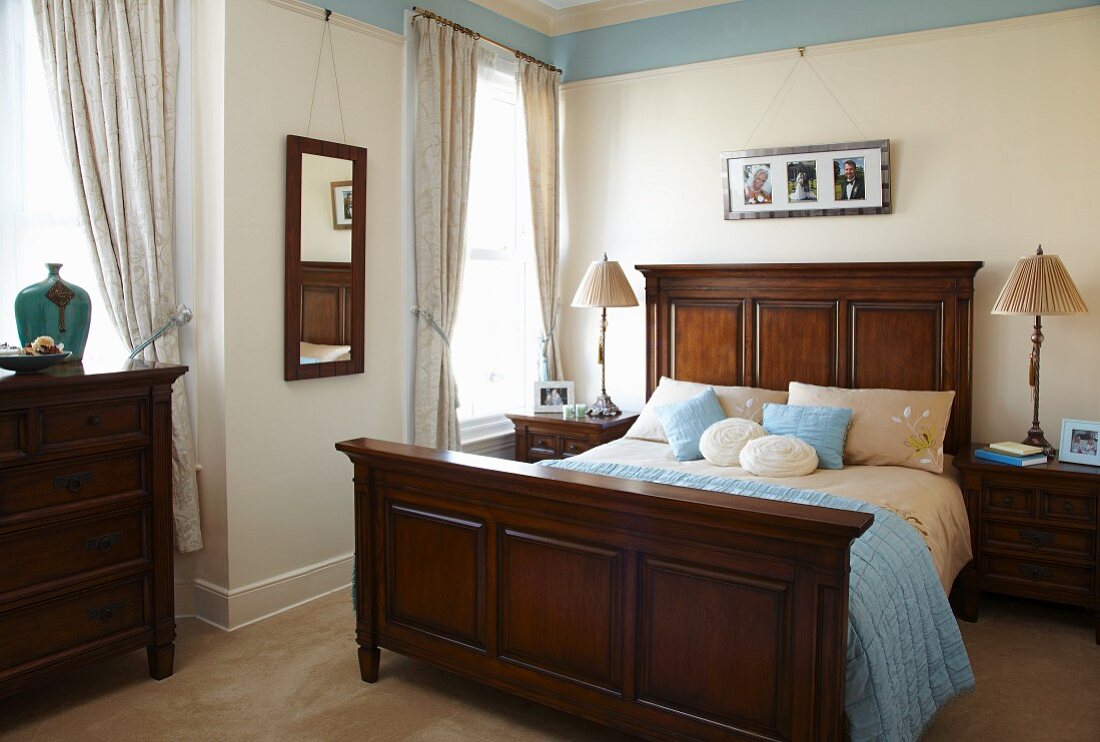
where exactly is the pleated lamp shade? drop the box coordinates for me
[992,248,1089,316]
[571,256,638,308]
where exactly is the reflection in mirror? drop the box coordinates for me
[300,154,353,365]
[285,135,366,381]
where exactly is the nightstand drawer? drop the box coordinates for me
[0,451,146,521]
[37,397,147,456]
[0,508,150,598]
[0,576,147,673]
[982,485,1034,517]
[526,433,559,457]
[560,437,589,457]
[1040,490,1096,525]
[983,520,1094,561]
[982,554,1093,596]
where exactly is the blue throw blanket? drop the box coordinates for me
[541,459,974,741]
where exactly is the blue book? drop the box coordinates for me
[974,447,1047,467]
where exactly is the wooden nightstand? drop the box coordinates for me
[505,410,638,463]
[955,444,1100,643]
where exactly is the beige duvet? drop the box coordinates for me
[571,438,972,594]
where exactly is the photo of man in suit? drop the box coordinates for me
[835,158,866,201]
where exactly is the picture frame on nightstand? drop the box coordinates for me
[533,381,574,412]
[1059,418,1100,466]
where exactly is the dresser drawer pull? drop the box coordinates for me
[88,601,124,622]
[85,532,123,552]
[1017,564,1053,582]
[1001,495,1014,506]
[88,415,102,427]
[1063,502,1075,513]
[1019,529,1054,548]
[54,471,93,493]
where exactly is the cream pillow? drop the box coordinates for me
[787,382,955,473]
[739,435,819,477]
[626,377,788,442]
[699,418,767,467]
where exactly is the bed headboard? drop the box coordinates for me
[637,261,982,455]
[300,261,352,346]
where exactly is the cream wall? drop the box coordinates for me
[186,0,406,627]
[559,8,1100,445]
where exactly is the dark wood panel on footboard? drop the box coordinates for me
[338,439,871,741]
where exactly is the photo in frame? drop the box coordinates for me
[721,139,890,219]
[330,180,353,230]
[1058,418,1100,466]
[533,381,574,412]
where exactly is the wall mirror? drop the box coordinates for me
[285,135,367,380]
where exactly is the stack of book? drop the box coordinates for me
[974,442,1048,467]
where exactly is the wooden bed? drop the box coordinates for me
[337,261,982,741]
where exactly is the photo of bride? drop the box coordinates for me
[786,161,817,201]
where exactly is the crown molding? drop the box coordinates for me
[560,5,1100,89]
[470,0,737,35]
[264,0,405,46]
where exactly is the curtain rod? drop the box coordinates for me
[412,7,561,74]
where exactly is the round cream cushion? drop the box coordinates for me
[739,435,819,477]
[699,418,767,467]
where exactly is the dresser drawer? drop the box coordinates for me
[0,451,146,521]
[982,485,1034,518]
[0,576,147,673]
[981,554,1093,596]
[1040,490,1096,525]
[526,432,560,457]
[0,508,150,599]
[37,397,147,456]
[0,412,29,466]
[560,437,589,457]
[982,520,1094,561]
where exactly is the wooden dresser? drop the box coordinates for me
[505,410,638,463]
[955,444,1099,643]
[0,361,187,697]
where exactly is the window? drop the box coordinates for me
[0,0,126,361]
[451,52,539,433]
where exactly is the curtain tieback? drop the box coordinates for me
[411,306,451,348]
[411,306,459,408]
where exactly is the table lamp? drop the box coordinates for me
[571,254,638,417]
[991,245,1088,456]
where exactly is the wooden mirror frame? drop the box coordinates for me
[284,135,367,381]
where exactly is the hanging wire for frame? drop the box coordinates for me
[741,45,867,150]
[306,9,348,143]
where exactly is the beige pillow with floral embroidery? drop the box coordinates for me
[787,382,955,473]
[625,377,788,443]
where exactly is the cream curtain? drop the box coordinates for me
[33,0,202,553]
[519,62,564,380]
[411,16,492,450]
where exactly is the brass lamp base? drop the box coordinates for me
[1023,427,1056,459]
[587,393,621,418]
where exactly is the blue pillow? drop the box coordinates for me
[762,403,852,470]
[653,388,727,461]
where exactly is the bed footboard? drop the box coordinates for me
[337,439,872,742]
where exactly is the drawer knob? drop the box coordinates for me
[1019,529,1053,548]
[1002,495,1014,506]
[1018,564,1052,582]
[88,601,124,622]
[54,471,93,493]
[85,532,123,552]
[1063,502,1074,512]
[88,415,102,427]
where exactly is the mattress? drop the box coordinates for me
[572,437,972,593]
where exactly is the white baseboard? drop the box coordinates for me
[175,553,353,630]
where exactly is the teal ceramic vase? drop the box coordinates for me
[15,263,92,361]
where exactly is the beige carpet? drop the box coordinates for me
[1,591,1097,741]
